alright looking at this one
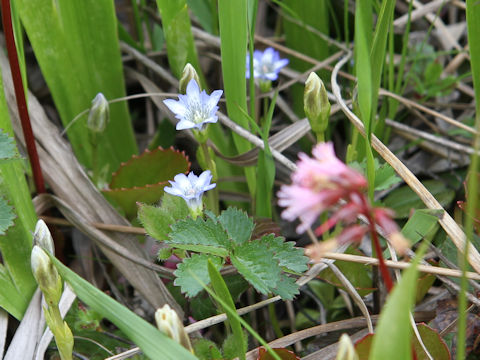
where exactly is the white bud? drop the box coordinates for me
[155,304,192,351]
[31,245,62,305]
[336,333,359,360]
[34,219,55,255]
[179,63,201,94]
[87,93,109,133]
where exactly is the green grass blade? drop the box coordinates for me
[207,260,246,360]
[218,0,257,198]
[458,2,480,358]
[50,255,198,360]
[156,0,204,81]
[16,0,137,176]
[0,69,37,319]
[369,242,428,360]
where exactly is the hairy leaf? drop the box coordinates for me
[0,129,16,161]
[0,196,15,236]
[174,253,223,297]
[257,234,308,273]
[138,194,189,242]
[231,241,280,295]
[218,207,254,246]
[272,275,299,300]
[167,217,230,257]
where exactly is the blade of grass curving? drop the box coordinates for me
[208,260,246,360]
[0,71,37,319]
[458,2,480,358]
[50,255,197,360]
[218,0,257,198]
[354,0,375,199]
[190,267,281,360]
[15,0,137,177]
[156,0,204,82]
[370,0,395,137]
[369,241,429,360]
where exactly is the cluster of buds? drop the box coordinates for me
[278,143,409,290]
[155,304,193,352]
[31,220,73,360]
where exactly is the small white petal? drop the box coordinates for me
[176,119,196,130]
[186,79,201,103]
[163,99,187,118]
[206,90,223,111]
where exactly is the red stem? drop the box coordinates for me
[361,196,394,292]
[1,0,45,193]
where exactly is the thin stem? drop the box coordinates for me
[1,0,45,193]
[200,141,219,215]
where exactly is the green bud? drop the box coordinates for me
[336,334,359,360]
[259,79,272,93]
[304,72,331,135]
[31,245,62,306]
[155,304,193,352]
[179,63,201,94]
[34,219,55,255]
[87,93,109,133]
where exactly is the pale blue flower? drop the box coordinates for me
[164,170,216,215]
[163,80,223,131]
[246,47,289,81]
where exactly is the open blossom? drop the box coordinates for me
[246,47,289,81]
[163,79,223,131]
[164,170,216,216]
[278,142,367,233]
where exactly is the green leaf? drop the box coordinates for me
[49,255,197,359]
[368,247,425,360]
[0,196,15,236]
[383,180,455,218]
[218,207,254,245]
[138,193,190,242]
[174,253,223,297]
[16,0,137,174]
[156,0,204,80]
[257,234,308,273]
[231,241,280,295]
[401,209,441,246]
[193,339,223,360]
[272,275,298,301]
[167,217,230,257]
[104,147,190,218]
[412,324,450,360]
[0,129,17,161]
[208,260,246,360]
[0,265,25,320]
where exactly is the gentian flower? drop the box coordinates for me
[164,170,216,217]
[246,47,289,81]
[163,80,223,131]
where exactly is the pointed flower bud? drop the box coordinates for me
[304,72,331,136]
[179,63,201,95]
[31,245,62,306]
[336,334,359,360]
[155,304,193,352]
[34,219,55,255]
[87,93,109,133]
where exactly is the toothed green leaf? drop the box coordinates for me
[167,217,230,257]
[174,253,223,297]
[257,234,308,273]
[0,129,17,161]
[230,241,280,295]
[218,207,254,245]
[0,196,15,236]
[272,275,299,301]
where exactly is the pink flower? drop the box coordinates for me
[278,142,367,233]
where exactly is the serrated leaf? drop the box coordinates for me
[272,275,299,300]
[231,241,280,295]
[257,234,308,273]
[174,254,223,297]
[138,193,189,241]
[167,217,230,257]
[103,147,190,218]
[0,196,15,236]
[0,129,16,160]
[157,247,173,261]
[218,207,254,245]
[193,339,223,360]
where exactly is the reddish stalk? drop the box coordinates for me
[1,0,45,193]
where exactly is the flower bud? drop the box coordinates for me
[87,93,109,133]
[34,219,55,255]
[304,72,331,135]
[31,245,62,306]
[179,63,201,94]
[336,334,359,360]
[155,304,193,352]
